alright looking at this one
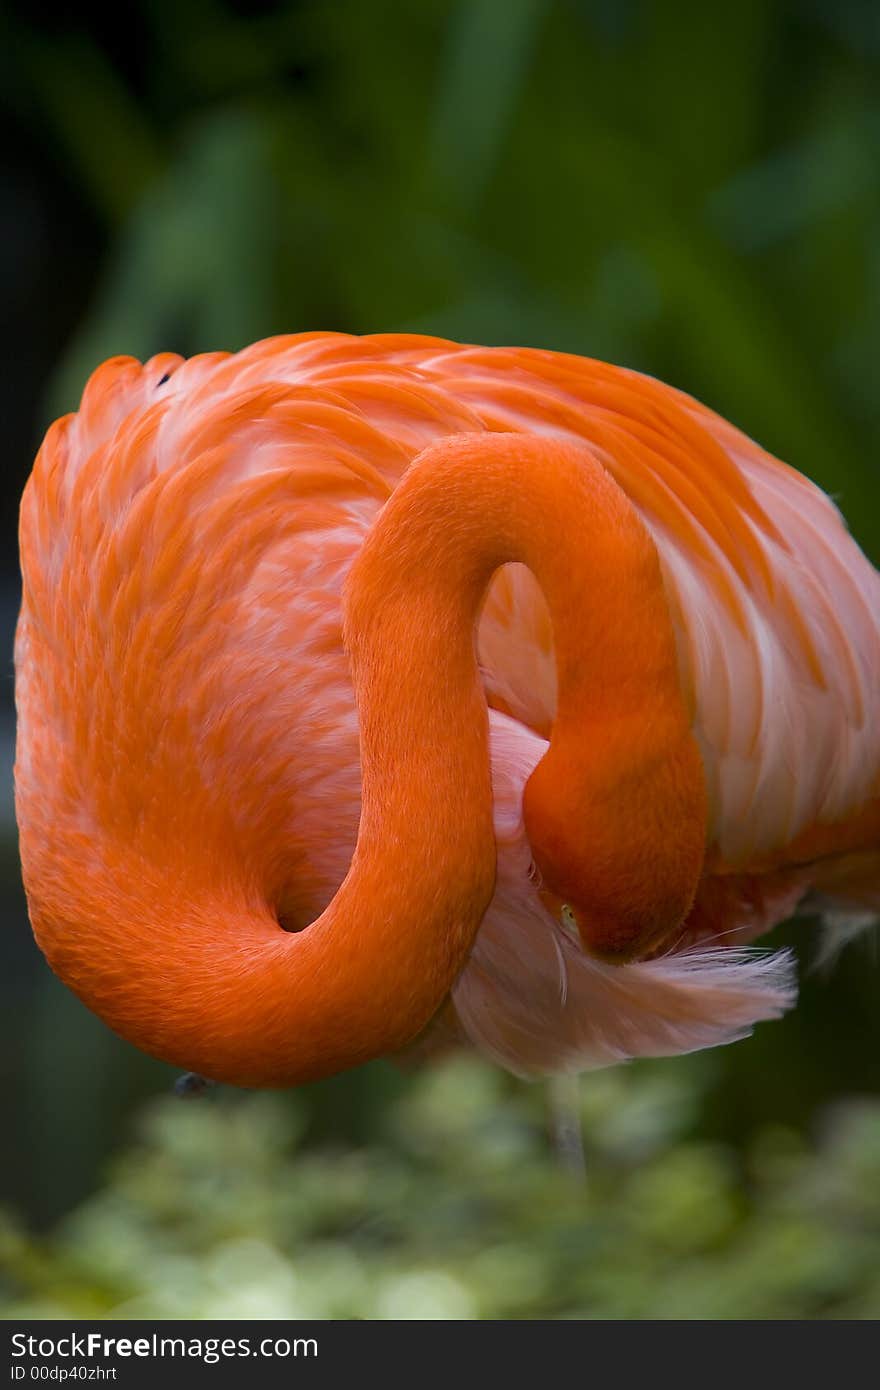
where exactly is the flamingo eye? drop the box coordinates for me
[560,903,579,937]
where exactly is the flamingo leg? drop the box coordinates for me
[546,1073,586,1178]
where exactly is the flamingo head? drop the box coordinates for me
[521,732,707,964]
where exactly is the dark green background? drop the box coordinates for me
[1,0,878,1319]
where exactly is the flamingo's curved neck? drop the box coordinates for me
[37,432,705,1086]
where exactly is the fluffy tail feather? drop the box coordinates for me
[452,812,796,1077]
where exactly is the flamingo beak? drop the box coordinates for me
[537,887,664,964]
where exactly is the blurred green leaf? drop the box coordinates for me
[3,1059,880,1319]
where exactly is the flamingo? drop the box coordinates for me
[14,333,880,1088]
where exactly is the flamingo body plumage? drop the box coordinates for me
[14,333,880,1084]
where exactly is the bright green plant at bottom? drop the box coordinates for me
[2,1055,879,1320]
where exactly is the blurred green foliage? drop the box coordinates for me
[2,0,880,1321]
[3,1056,880,1319]
[4,0,879,564]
